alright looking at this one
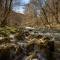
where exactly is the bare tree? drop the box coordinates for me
[24,0,60,28]
[37,0,60,29]
[0,0,13,27]
[44,0,60,24]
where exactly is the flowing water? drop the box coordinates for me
[0,28,60,60]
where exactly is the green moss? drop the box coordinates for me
[0,26,18,36]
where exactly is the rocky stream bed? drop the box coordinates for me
[0,27,60,60]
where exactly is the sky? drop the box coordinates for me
[12,0,45,14]
[12,0,30,14]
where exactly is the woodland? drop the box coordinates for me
[0,0,60,60]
